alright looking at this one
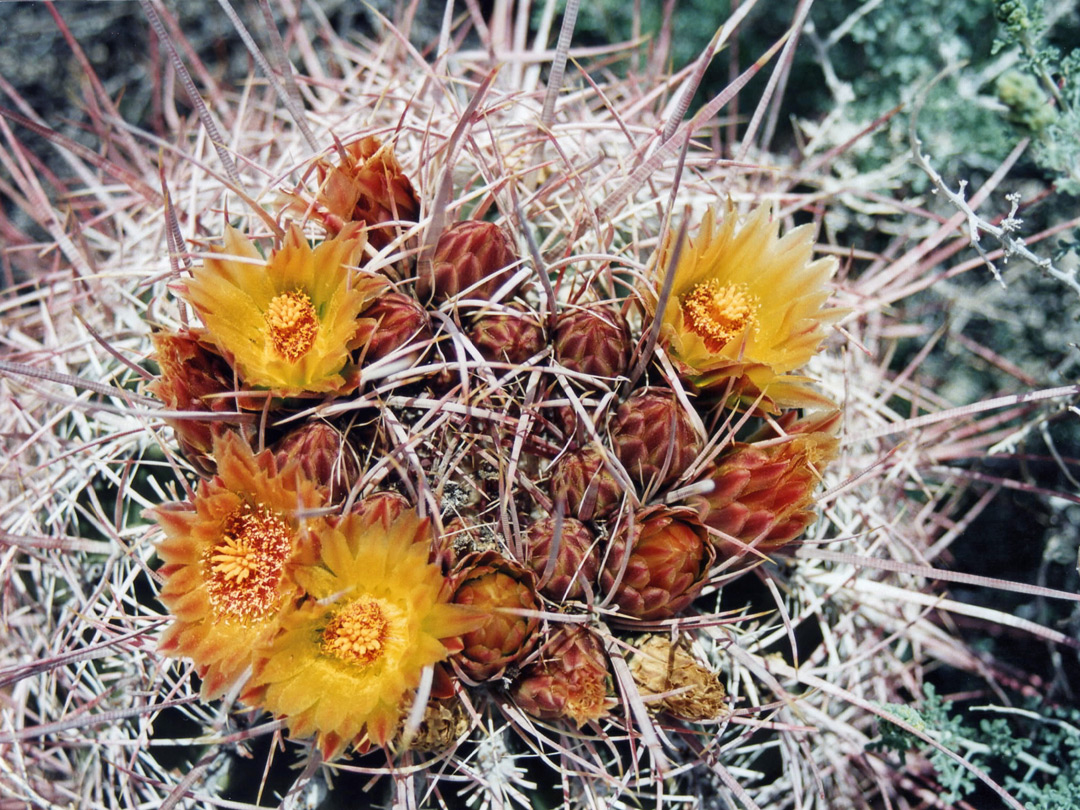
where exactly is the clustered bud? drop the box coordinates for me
[146,125,841,772]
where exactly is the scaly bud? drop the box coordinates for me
[599,507,713,620]
[148,329,240,476]
[549,446,624,521]
[468,305,545,364]
[523,516,599,600]
[272,421,360,502]
[418,220,518,303]
[687,413,838,567]
[611,387,703,491]
[512,626,610,725]
[450,551,541,681]
[553,304,632,380]
[353,290,432,363]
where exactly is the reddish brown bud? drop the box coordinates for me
[353,291,432,362]
[316,136,420,250]
[450,551,541,681]
[553,305,632,380]
[549,446,624,521]
[523,516,599,600]
[512,626,610,725]
[611,387,703,491]
[349,491,411,529]
[687,415,838,567]
[468,305,545,364]
[418,220,518,303]
[599,507,713,620]
[271,422,360,502]
[148,329,239,475]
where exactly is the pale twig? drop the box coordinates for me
[910,72,1080,296]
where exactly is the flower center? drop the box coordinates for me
[679,280,757,353]
[265,290,319,362]
[322,596,390,668]
[205,504,293,621]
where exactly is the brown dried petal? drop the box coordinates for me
[628,635,726,721]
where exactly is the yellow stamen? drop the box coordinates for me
[322,596,390,667]
[205,504,293,621]
[679,280,757,353]
[265,290,319,362]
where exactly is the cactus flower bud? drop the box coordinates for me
[512,626,610,725]
[523,516,599,600]
[468,305,545,364]
[553,304,632,380]
[549,446,624,521]
[418,220,518,303]
[272,421,360,502]
[611,387,704,491]
[148,329,240,476]
[687,413,838,566]
[450,551,541,681]
[599,507,713,620]
[353,290,432,363]
[316,136,420,250]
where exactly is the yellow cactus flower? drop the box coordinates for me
[181,223,385,395]
[241,509,482,760]
[653,202,840,410]
[151,432,325,699]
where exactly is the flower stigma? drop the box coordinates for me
[322,596,390,667]
[679,280,757,353]
[205,503,293,621]
[265,290,319,361]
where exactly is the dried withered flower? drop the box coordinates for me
[627,634,727,721]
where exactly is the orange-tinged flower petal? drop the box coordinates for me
[148,432,325,699]
[242,508,479,759]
